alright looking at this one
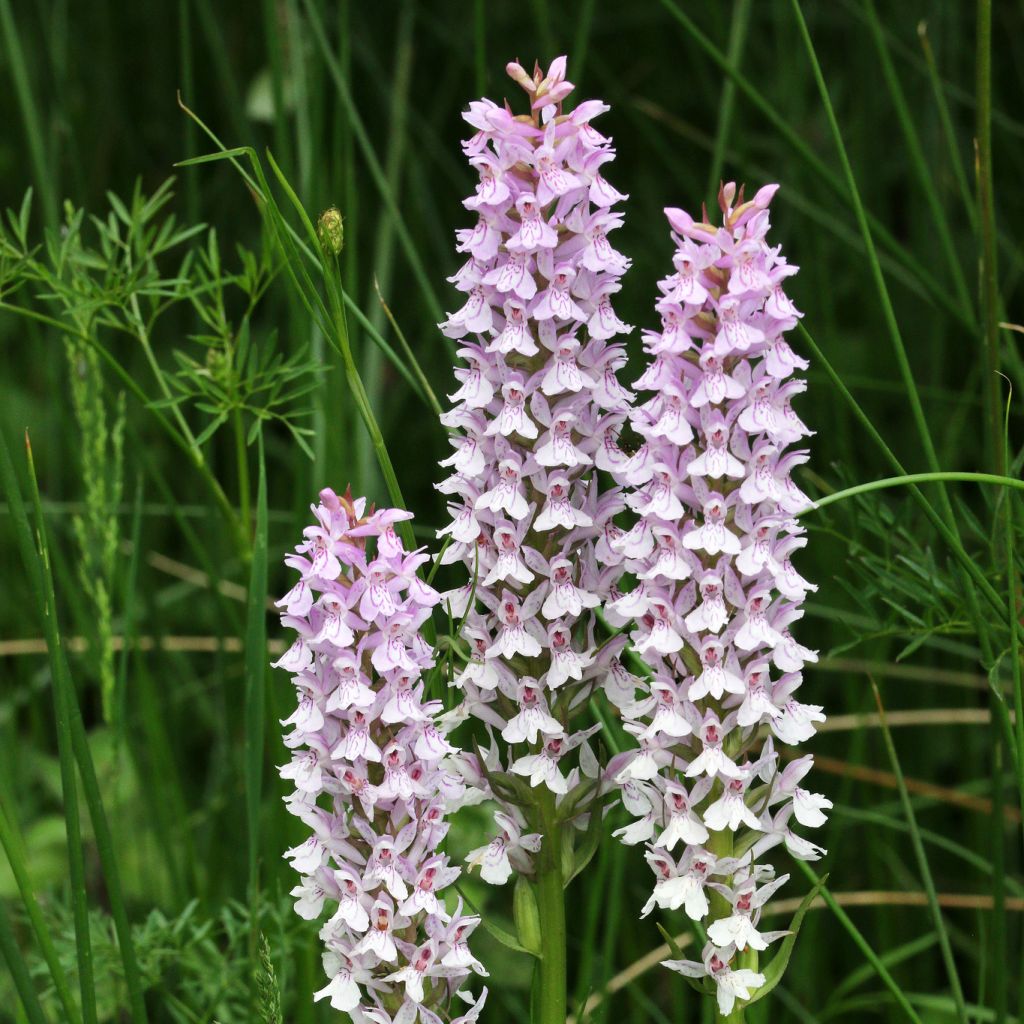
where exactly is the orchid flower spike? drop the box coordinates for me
[437,55,636,884]
[275,488,486,1021]
[607,183,827,1010]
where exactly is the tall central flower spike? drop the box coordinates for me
[274,488,487,1023]
[436,57,635,888]
[605,184,830,1018]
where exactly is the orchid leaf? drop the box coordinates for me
[742,873,828,1008]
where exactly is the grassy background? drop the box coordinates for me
[1,0,1022,1021]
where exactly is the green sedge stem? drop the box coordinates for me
[976,0,1003,478]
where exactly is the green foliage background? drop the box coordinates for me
[1,1,1022,1021]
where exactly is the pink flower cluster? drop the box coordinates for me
[604,184,829,1015]
[435,56,636,879]
[274,488,487,1023]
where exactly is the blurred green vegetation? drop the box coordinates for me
[1,1,1022,1022]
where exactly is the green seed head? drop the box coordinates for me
[317,207,344,256]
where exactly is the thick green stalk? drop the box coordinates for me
[534,793,567,1024]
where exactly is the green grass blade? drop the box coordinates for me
[804,472,1024,513]
[871,681,968,1024]
[358,0,415,495]
[796,863,924,1024]
[656,0,972,332]
[705,0,751,202]
[20,437,97,1024]
[916,20,977,237]
[789,1,948,498]
[343,289,433,406]
[113,474,145,745]
[0,430,149,1023]
[0,0,58,230]
[975,0,1002,477]
[302,0,446,326]
[245,432,269,968]
[0,798,82,1024]
[797,324,1016,638]
[0,901,51,1024]
[862,0,973,318]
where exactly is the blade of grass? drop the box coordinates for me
[357,0,415,495]
[789,0,951,511]
[794,864,925,1024]
[114,474,145,746]
[0,0,57,230]
[262,149,417,550]
[0,902,51,1024]
[705,0,752,202]
[798,323,1018,640]
[803,471,1024,513]
[245,432,269,970]
[0,798,82,1024]
[917,20,978,237]
[871,680,967,1024]
[831,804,1024,898]
[301,0,447,326]
[975,0,1002,477]
[863,0,973,318]
[0,430,149,1024]
[20,435,98,1024]
[656,0,973,332]
[372,280,443,416]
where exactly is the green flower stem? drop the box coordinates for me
[534,790,568,1024]
[706,796,744,1022]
